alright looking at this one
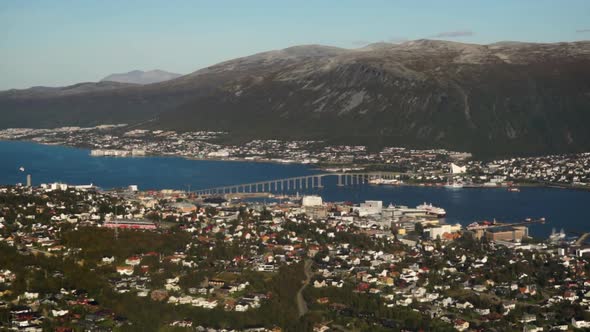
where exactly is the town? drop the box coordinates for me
[1,182,590,331]
[1,126,589,190]
[4,1,590,332]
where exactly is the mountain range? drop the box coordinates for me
[1,39,590,158]
[101,70,182,85]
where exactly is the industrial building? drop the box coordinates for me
[355,200,383,216]
[484,226,528,242]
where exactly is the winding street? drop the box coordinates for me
[296,259,313,318]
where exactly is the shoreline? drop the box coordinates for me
[2,139,589,192]
[1,139,327,168]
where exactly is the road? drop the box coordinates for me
[296,259,313,318]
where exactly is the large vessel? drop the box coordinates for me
[416,202,446,217]
[368,178,402,185]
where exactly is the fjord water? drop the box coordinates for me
[1,140,588,238]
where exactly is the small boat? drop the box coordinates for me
[507,187,520,192]
[444,182,464,189]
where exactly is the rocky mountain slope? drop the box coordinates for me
[1,40,590,157]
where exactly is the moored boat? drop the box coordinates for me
[416,202,446,217]
[444,182,464,189]
[368,178,402,185]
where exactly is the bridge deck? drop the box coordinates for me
[193,171,403,195]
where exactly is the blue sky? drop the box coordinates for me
[1,0,589,90]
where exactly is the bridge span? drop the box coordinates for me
[575,233,590,246]
[193,172,400,196]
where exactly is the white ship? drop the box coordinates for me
[368,178,402,185]
[549,228,566,242]
[416,202,447,217]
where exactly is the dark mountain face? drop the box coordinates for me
[0,81,137,98]
[1,40,590,157]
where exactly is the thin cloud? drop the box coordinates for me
[432,30,474,38]
[576,29,590,33]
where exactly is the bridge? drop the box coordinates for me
[575,233,590,246]
[193,172,401,196]
[561,230,590,246]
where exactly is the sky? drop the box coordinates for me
[1,0,589,90]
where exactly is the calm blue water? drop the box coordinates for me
[0,141,319,190]
[1,140,588,238]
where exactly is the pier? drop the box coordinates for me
[466,218,546,231]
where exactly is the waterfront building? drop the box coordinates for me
[451,163,466,174]
[424,224,462,240]
[40,182,69,191]
[485,226,528,242]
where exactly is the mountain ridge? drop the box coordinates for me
[101,69,182,85]
[1,39,589,158]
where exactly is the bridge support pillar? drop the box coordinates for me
[337,174,343,186]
